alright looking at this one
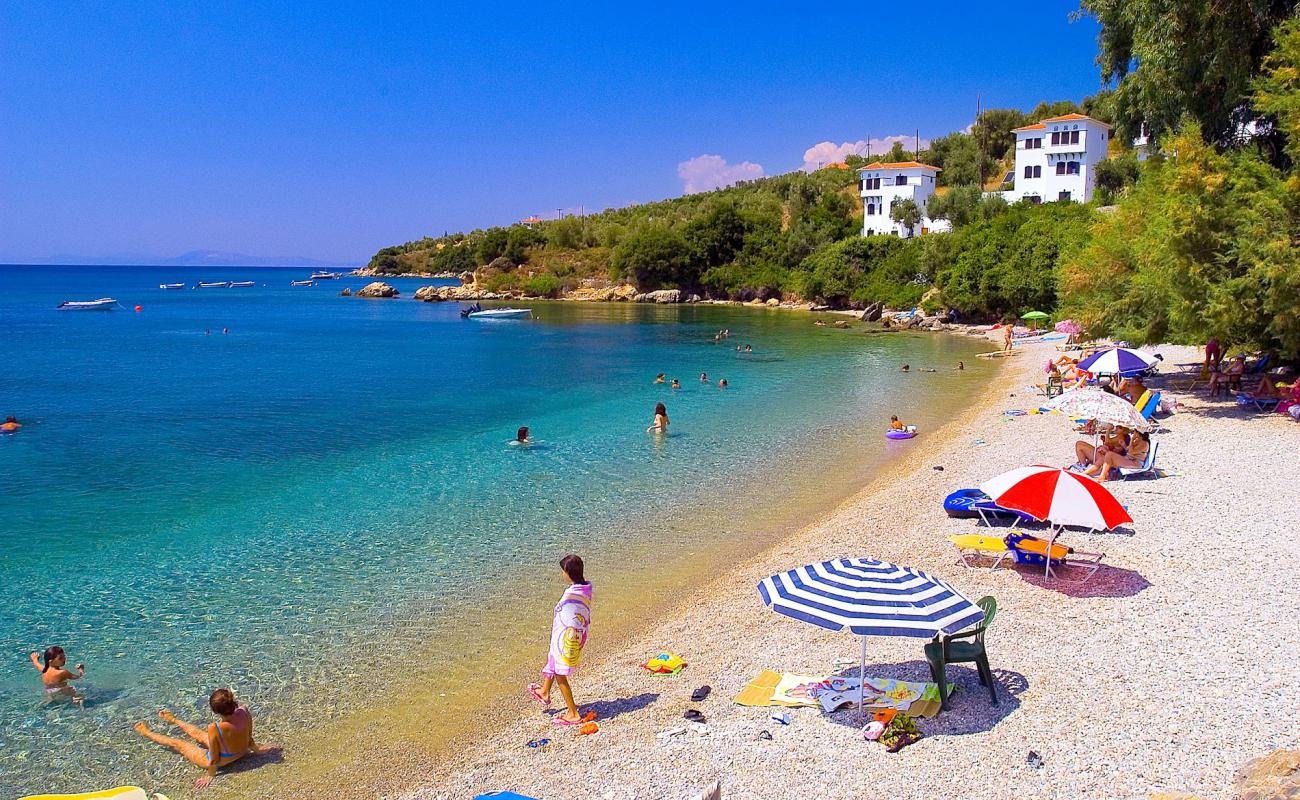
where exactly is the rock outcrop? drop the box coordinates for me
[340,287,352,296]
[413,284,510,302]
[1235,749,1300,800]
[635,289,682,304]
[860,301,884,322]
[356,282,399,298]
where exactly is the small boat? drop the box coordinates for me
[57,298,118,311]
[159,283,185,290]
[885,429,916,440]
[197,281,231,288]
[229,281,255,287]
[310,271,341,280]
[466,307,532,320]
[290,280,315,287]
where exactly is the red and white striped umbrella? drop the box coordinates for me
[979,465,1132,530]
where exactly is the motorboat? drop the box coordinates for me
[197,281,231,288]
[57,298,118,311]
[159,283,185,290]
[229,281,255,287]
[467,307,532,320]
[290,280,315,286]
[310,271,341,280]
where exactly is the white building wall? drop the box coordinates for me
[1001,116,1111,204]
[858,164,949,238]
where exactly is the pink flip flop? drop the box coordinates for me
[527,683,551,707]
[552,711,596,727]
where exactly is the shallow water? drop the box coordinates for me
[0,265,992,796]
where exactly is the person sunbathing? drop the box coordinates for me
[1208,355,1246,394]
[1074,426,1129,468]
[1085,431,1151,481]
[134,689,276,790]
[1248,375,1284,400]
[1117,376,1147,404]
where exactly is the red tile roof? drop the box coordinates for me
[1012,123,1046,132]
[1040,113,1112,129]
[860,161,941,172]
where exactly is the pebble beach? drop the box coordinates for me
[400,338,1299,800]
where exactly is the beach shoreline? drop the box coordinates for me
[389,338,1299,800]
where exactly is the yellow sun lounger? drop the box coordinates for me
[21,788,160,800]
[948,534,1012,570]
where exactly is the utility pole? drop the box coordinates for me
[977,93,984,188]
[915,129,920,160]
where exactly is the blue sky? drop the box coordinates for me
[0,2,1104,264]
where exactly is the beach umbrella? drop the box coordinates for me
[979,465,1132,577]
[1021,311,1049,320]
[1077,347,1157,376]
[1043,386,1151,432]
[758,557,985,715]
[1054,319,1083,335]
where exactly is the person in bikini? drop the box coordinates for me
[30,646,84,705]
[134,688,276,790]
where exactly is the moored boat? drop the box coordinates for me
[290,279,315,286]
[229,281,255,287]
[57,298,118,311]
[467,307,532,320]
[159,283,185,290]
[310,271,341,280]
[197,281,231,288]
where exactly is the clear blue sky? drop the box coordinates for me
[0,2,1103,264]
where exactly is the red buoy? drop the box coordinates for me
[135,305,142,312]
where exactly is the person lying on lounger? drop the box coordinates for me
[134,688,277,790]
[1084,430,1150,481]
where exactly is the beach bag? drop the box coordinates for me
[641,651,688,675]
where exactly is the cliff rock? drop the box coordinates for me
[356,282,399,298]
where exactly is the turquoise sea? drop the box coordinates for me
[0,264,993,796]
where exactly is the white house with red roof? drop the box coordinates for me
[857,161,950,238]
[1002,113,1111,204]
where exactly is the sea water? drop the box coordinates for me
[0,265,992,795]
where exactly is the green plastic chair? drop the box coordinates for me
[924,596,998,710]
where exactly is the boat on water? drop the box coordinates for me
[310,271,341,280]
[57,298,118,311]
[466,307,532,320]
[229,281,255,287]
[159,283,185,290]
[197,281,231,288]
[290,279,315,286]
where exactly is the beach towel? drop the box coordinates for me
[733,671,943,716]
[542,582,591,677]
[640,651,687,675]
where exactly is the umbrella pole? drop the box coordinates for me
[1046,525,1059,579]
[859,636,867,723]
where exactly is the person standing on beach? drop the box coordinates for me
[527,555,593,726]
[647,402,669,434]
[1002,323,1014,352]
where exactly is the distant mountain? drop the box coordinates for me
[29,250,353,268]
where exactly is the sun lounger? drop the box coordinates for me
[1006,531,1104,581]
[948,534,1012,570]
[1118,441,1159,480]
[972,498,1038,527]
[1172,365,1210,391]
[1139,391,1162,420]
[1236,392,1282,412]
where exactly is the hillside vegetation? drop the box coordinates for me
[371,6,1300,357]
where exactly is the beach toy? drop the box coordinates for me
[1,421,20,433]
[641,651,687,674]
[577,721,599,735]
[20,788,150,800]
[1005,531,1071,566]
[134,305,142,312]
[473,793,541,800]
[943,489,988,519]
[885,430,915,440]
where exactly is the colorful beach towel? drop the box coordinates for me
[641,651,687,675]
[542,582,591,677]
[733,671,941,717]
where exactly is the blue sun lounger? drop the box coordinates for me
[1118,441,1159,480]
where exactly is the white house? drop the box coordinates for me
[1001,113,1111,204]
[858,161,951,238]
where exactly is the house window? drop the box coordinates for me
[866,205,876,216]
[895,175,907,186]
[1034,165,1042,178]
[1069,130,1080,145]
[1067,161,1080,175]
[1028,195,1042,205]
[1024,165,1033,179]
[1056,162,1066,175]
[1051,132,1060,145]
[1059,190,1071,201]
[864,177,880,190]
[1033,137,1043,149]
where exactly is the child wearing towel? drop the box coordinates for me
[527,554,593,726]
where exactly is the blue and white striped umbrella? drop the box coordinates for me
[758,558,985,715]
[1076,347,1158,376]
[758,558,985,637]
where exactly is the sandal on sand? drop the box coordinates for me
[552,711,597,727]
[690,685,711,702]
[683,709,705,722]
[526,683,550,707]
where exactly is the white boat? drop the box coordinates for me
[310,271,341,280]
[229,281,255,287]
[197,281,231,288]
[467,307,532,320]
[290,279,315,286]
[159,283,185,290]
[58,298,118,311]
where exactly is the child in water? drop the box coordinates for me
[527,555,594,726]
[30,646,85,705]
[654,373,666,384]
[671,378,681,389]
[890,416,905,431]
[647,402,669,433]
[514,426,530,445]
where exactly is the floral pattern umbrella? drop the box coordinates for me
[1043,387,1152,432]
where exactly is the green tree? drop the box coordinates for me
[883,141,910,163]
[927,186,1009,228]
[890,199,923,237]
[796,235,905,306]
[926,132,992,186]
[973,108,1029,161]
[611,226,692,289]
[1253,15,1300,168]
[683,200,748,270]
[1078,0,1295,149]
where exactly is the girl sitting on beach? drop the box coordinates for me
[890,416,906,431]
[527,555,594,726]
[133,688,276,790]
[30,646,84,705]
[647,402,669,434]
[1085,430,1151,481]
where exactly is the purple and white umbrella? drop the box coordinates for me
[1076,347,1157,376]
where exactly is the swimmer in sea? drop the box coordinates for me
[919,367,937,372]
[647,402,669,434]
[744,345,753,353]
[514,426,531,445]
[901,364,910,373]
[699,372,708,383]
[654,373,665,384]
[30,646,84,706]
[671,378,681,389]
[957,361,965,371]
[2,415,21,432]
[718,378,728,388]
